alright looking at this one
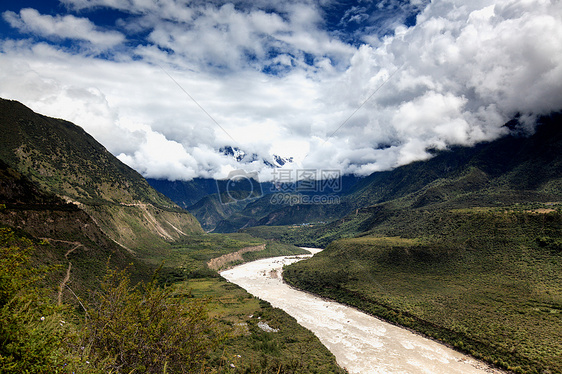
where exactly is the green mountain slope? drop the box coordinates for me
[284,209,562,374]
[0,98,202,251]
[346,113,562,210]
[146,177,219,208]
[0,159,151,296]
[274,113,562,373]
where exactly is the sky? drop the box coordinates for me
[1,0,561,182]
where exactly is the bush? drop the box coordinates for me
[81,268,224,373]
[0,228,69,373]
[0,228,225,373]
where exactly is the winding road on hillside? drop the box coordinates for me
[221,248,503,374]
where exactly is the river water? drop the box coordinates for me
[220,249,502,374]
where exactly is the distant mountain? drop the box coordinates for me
[265,154,294,168]
[173,175,361,232]
[345,112,562,210]
[146,177,218,208]
[220,145,294,168]
[0,98,202,252]
[243,112,562,246]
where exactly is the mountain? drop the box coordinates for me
[345,113,562,210]
[0,98,203,252]
[364,114,561,216]
[147,113,562,236]
[151,174,361,232]
[0,99,345,373]
[146,177,218,208]
[220,145,294,167]
[275,113,562,373]
[0,158,153,297]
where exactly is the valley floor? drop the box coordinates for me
[221,252,504,374]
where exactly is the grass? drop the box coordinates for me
[284,210,562,374]
[153,233,307,283]
[174,276,346,373]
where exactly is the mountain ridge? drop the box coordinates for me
[0,98,203,252]
[163,112,562,234]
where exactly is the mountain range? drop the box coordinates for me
[3,96,560,250]
[1,98,561,373]
[147,112,562,235]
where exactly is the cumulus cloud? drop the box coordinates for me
[2,8,124,48]
[0,0,561,181]
[303,0,562,172]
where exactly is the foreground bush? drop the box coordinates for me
[0,228,69,373]
[80,268,224,373]
[0,228,223,373]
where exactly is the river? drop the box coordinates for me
[220,248,503,374]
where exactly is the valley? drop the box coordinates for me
[0,99,343,373]
[221,251,503,374]
[1,98,561,373]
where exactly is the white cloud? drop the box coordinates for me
[0,0,561,181]
[2,8,124,48]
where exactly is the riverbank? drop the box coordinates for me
[221,251,503,374]
[284,229,562,374]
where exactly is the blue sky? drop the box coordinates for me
[1,0,561,181]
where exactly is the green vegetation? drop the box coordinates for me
[178,277,346,373]
[0,228,68,373]
[284,209,562,373]
[0,227,222,373]
[155,233,306,283]
[81,268,223,373]
[0,227,344,373]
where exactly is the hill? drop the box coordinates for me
[284,209,562,373]
[0,98,203,252]
[0,158,151,298]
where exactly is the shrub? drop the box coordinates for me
[81,267,224,373]
[0,228,68,373]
